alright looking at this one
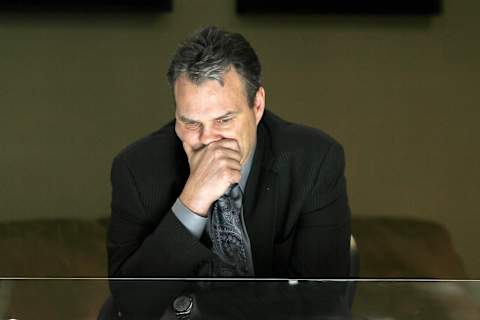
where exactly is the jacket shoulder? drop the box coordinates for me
[110,120,187,218]
[114,120,183,167]
[262,110,342,159]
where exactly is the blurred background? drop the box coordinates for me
[1,0,479,281]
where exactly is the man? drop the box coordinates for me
[107,26,351,317]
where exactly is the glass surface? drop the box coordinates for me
[0,279,479,319]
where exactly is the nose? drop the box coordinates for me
[199,125,222,146]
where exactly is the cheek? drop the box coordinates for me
[175,125,193,143]
[174,124,183,140]
[232,123,252,151]
[223,125,243,142]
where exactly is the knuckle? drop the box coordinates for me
[221,169,230,179]
[214,149,223,158]
[207,143,216,151]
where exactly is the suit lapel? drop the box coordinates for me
[243,122,279,276]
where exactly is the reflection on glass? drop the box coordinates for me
[1,279,479,320]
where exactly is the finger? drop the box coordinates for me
[228,168,242,184]
[219,166,241,184]
[212,148,242,162]
[223,158,242,171]
[210,139,241,152]
[214,158,242,172]
[224,149,242,162]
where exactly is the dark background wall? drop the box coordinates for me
[1,0,479,277]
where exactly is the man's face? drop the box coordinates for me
[174,67,265,165]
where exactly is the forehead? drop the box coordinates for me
[174,69,248,119]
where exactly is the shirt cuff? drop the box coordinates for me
[172,198,208,239]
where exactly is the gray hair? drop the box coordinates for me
[167,26,262,107]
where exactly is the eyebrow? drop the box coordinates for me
[178,111,238,123]
[178,115,198,123]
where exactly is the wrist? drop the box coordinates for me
[179,191,211,217]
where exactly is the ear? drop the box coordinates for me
[253,87,265,125]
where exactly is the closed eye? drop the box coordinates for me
[216,117,233,125]
[185,122,201,130]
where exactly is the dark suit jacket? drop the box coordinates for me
[107,110,351,316]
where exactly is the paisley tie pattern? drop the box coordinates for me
[207,184,254,277]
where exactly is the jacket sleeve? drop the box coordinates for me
[289,142,351,278]
[107,155,214,316]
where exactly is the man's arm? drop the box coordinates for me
[107,139,243,316]
[289,142,351,278]
[107,154,217,316]
[172,198,208,239]
[108,138,242,277]
[107,155,213,278]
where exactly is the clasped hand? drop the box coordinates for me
[179,139,242,216]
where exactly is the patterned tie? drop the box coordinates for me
[207,183,254,277]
